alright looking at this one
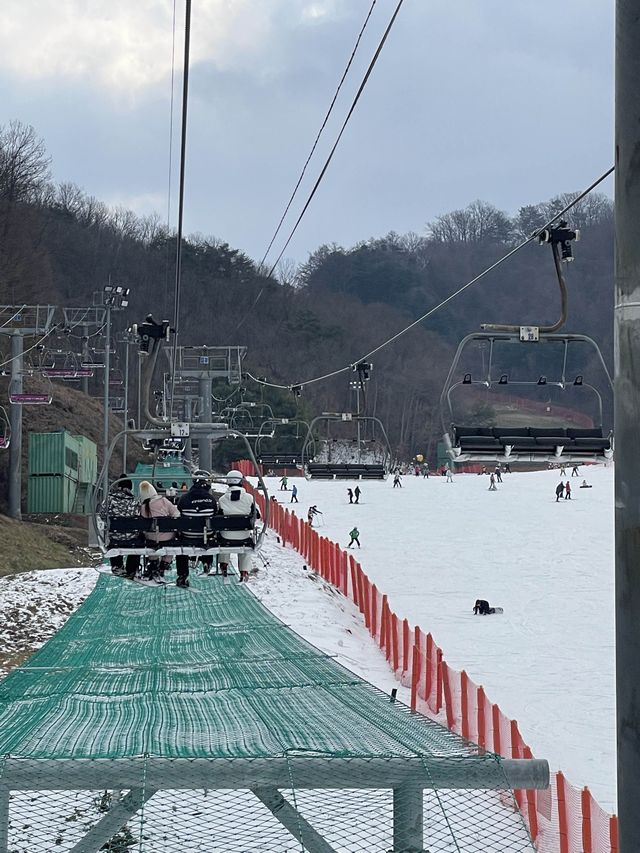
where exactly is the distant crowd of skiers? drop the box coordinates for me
[105,470,258,587]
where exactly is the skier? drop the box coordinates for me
[422,463,430,478]
[347,488,354,504]
[560,464,567,477]
[354,486,361,504]
[175,474,218,586]
[571,465,580,477]
[307,505,322,526]
[393,473,402,488]
[555,481,565,502]
[488,473,497,491]
[218,470,259,582]
[104,476,141,579]
[504,463,511,474]
[446,468,454,483]
[290,483,299,503]
[565,481,572,500]
[347,526,361,548]
[494,465,502,483]
[279,475,288,491]
[139,480,181,582]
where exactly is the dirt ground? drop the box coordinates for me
[0,513,96,577]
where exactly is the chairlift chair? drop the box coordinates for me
[440,222,613,465]
[92,424,269,562]
[9,372,53,405]
[254,417,311,471]
[0,406,11,448]
[301,414,392,480]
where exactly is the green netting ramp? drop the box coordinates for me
[0,572,537,851]
[131,461,192,486]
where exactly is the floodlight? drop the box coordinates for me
[498,374,508,385]
[462,373,472,384]
[537,376,547,385]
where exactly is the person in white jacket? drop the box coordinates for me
[218,470,259,582]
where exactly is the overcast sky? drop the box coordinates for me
[0,1,614,267]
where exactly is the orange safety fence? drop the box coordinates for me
[239,468,618,853]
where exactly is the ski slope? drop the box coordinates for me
[261,465,616,812]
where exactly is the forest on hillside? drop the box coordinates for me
[0,121,614,458]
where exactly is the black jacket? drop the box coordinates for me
[177,485,217,538]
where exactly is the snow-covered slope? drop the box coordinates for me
[0,464,616,814]
[263,465,615,810]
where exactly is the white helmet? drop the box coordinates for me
[226,470,244,485]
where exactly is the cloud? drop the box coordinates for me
[0,1,347,104]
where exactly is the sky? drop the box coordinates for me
[0,0,614,268]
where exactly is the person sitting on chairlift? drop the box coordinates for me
[104,476,141,579]
[139,481,180,582]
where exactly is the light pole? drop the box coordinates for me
[101,285,130,492]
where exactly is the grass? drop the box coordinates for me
[0,514,94,577]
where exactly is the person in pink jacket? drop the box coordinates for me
[139,480,180,581]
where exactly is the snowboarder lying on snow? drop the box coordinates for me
[473,599,497,615]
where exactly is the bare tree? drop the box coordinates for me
[0,121,51,204]
[427,200,512,244]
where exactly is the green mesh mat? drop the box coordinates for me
[0,573,473,760]
[131,462,192,485]
[0,573,537,851]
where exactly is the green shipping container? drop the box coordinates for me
[28,431,81,478]
[27,474,78,514]
[74,435,98,484]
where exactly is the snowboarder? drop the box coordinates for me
[488,473,497,491]
[218,470,259,582]
[347,488,354,504]
[555,481,565,501]
[494,465,502,483]
[290,483,298,503]
[580,479,592,489]
[504,463,511,474]
[473,599,498,615]
[354,486,361,504]
[393,473,402,488]
[279,475,288,491]
[347,526,360,548]
[571,465,580,477]
[565,481,572,500]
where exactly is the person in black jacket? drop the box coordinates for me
[175,476,217,587]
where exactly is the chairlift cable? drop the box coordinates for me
[245,164,614,393]
[164,0,179,316]
[0,327,57,372]
[169,0,192,422]
[265,0,405,280]
[259,0,378,270]
[0,305,27,330]
[235,0,403,332]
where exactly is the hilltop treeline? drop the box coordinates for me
[0,122,614,457]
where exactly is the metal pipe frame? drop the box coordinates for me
[254,418,311,459]
[252,786,338,853]
[439,331,613,437]
[0,756,549,792]
[301,415,393,473]
[90,425,270,551]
